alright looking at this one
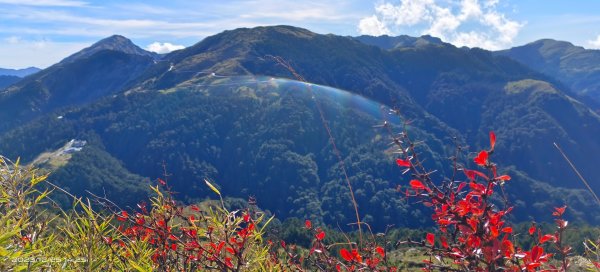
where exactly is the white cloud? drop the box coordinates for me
[376,1,434,26]
[0,0,88,7]
[459,0,482,20]
[358,0,524,50]
[146,42,185,54]
[427,5,461,38]
[588,35,600,49]
[358,15,391,36]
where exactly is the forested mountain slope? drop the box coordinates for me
[1,26,598,228]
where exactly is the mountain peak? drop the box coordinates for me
[353,34,448,50]
[496,37,600,103]
[60,35,157,64]
[498,38,585,62]
[527,39,579,50]
[229,25,316,37]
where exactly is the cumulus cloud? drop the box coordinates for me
[588,35,600,49]
[357,0,524,50]
[358,15,391,36]
[145,42,185,54]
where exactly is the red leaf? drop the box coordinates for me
[225,257,234,268]
[340,248,353,262]
[497,175,511,181]
[376,246,385,257]
[474,150,489,166]
[490,131,496,151]
[243,213,250,222]
[464,169,489,181]
[529,224,536,235]
[440,236,449,248]
[352,249,362,262]
[190,204,200,212]
[396,158,411,167]
[226,247,236,254]
[316,231,325,241]
[171,243,177,251]
[469,181,486,193]
[116,211,128,221]
[502,240,515,258]
[539,234,557,244]
[490,226,499,238]
[305,219,312,229]
[217,241,225,252]
[426,233,435,246]
[501,227,513,234]
[410,179,426,190]
[552,206,567,217]
[157,178,166,186]
[531,246,543,261]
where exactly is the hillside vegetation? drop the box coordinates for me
[0,26,599,228]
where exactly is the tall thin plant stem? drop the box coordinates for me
[270,56,363,244]
[554,142,600,207]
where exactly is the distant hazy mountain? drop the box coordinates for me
[0,67,41,77]
[61,35,158,64]
[0,67,40,90]
[0,75,21,90]
[1,26,599,228]
[354,34,448,50]
[496,39,600,103]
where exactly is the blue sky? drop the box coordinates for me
[1,0,599,68]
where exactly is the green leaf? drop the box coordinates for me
[204,178,221,196]
[0,230,19,248]
[260,215,275,233]
[128,260,151,272]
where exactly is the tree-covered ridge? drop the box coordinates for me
[0,75,20,90]
[0,77,425,229]
[496,39,600,104]
[1,130,599,271]
[0,49,155,133]
[0,77,597,229]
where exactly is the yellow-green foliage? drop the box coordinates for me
[0,157,276,271]
[0,157,53,271]
[50,199,129,271]
[583,238,600,271]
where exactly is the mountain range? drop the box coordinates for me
[0,67,41,90]
[0,67,41,77]
[0,25,598,229]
